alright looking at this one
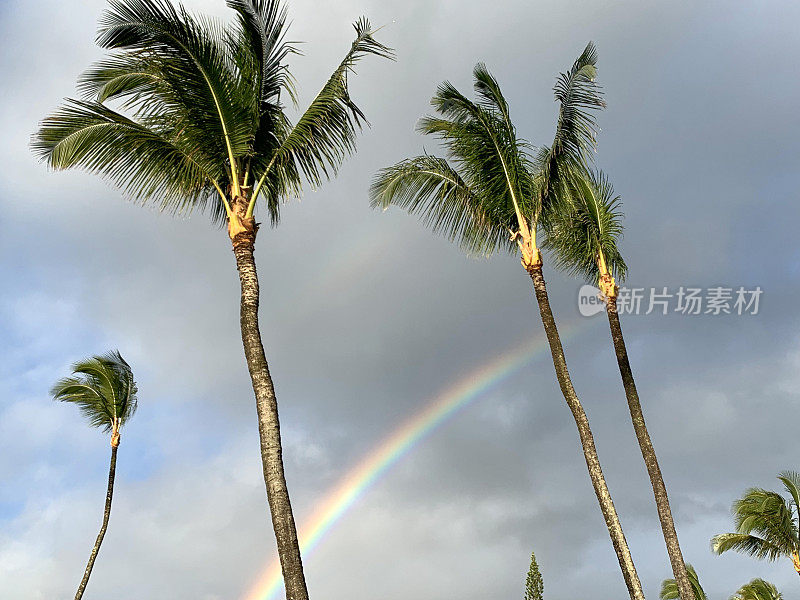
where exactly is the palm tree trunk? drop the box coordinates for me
[527,263,644,600]
[74,443,117,600]
[233,229,309,600]
[606,297,695,600]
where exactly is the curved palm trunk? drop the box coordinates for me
[606,297,694,600]
[527,263,644,600]
[232,226,309,600]
[74,442,117,600]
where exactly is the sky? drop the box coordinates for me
[2,1,800,599]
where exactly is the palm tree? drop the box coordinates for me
[544,169,694,598]
[32,2,392,598]
[370,45,645,600]
[51,351,138,600]
[660,564,707,600]
[712,471,800,579]
[731,579,783,600]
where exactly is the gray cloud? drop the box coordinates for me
[2,1,800,599]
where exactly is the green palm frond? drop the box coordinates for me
[544,169,627,284]
[730,579,783,600]
[370,155,511,255]
[777,471,800,518]
[732,488,798,550]
[226,0,297,107]
[32,99,226,223]
[51,351,138,433]
[421,73,535,228]
[537,42,605,225]
[711,533,788,562]
[258,18,394,196]
[660,564,707,600]
[95,0,255,162]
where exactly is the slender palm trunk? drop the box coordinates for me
[606,297,694,600]
[232,227,309,600]
[527,263,644,600]
[74,442,117,600]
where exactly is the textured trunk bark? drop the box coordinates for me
[606,298,694,600]
[527,264,644,600]
[233,231,309,600]
[74,443,117,600]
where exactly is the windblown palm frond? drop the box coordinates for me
[536,42,605,226]
[260,18,394,197]
[544,169,627,284]
[370,155,511,255]
[712,481,800,563]
[730,579,783,600]
[659,564,706,600]
[51,351,138,433]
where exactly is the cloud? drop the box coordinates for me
[3,0,800,599]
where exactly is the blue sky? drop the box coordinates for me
[2,1,800,599]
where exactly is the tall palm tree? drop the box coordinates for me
[660,564,706,600]
[370,45,645,600]
[51,351,138,600]
[731,579,783,600]
[545,170,694,598]
[712,471,800,579]
[32,2,392,598]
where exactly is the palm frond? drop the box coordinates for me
[544,168,627,284]
[537,42,605,226]
[226,0,297,106]
[732,488,798,551]
[730,579,783,600]
[659,564,706,600]
[255,17,393,215]
[32,99,227,223]
[51,351,138,433]
[95,0,255,164]
[777,471,800,518]
[419,73,535,237]
[370,154,512,255]
[711,533,788,561]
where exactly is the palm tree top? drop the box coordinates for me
[712,471,800,566]
[544,168,627,287]
[32,0,393,230]
[659,563,706,600]
[51,350,138,440]
[370,42,604,262]
[730,578,783,600]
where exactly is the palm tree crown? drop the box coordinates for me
[33,0,393,236]
[370,43,603,264]
[712,471,800,575]
[51,350,137,445]
[544,169,627,294]
[660,564,707,600]
[731,579,783,600]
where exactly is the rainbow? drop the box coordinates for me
[242,321,595,600]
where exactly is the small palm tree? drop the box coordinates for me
[660,564,707,600]
[712,471,800,578]
[660,566,782,600]
[730,579,783,600]
[370,45,644,600]
[51,351,138,600]
[545,170,694,598]
[33,2,391,597]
